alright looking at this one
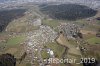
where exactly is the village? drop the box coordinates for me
[0,16,98,66]
[22,17,85,66]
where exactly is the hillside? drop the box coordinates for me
[0,9,27,32]
[39,4,97,20]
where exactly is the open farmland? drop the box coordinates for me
[0,2,100,66]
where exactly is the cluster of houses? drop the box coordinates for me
[25,25,57,65]
[27,25,57,46]
[58,23,80,39]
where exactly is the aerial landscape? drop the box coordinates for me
[0,0,100,66]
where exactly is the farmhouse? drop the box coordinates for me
[32,18,42,26]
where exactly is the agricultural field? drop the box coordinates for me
[42,19,60,28]
[45,42,66,58]
[87,37,100,44]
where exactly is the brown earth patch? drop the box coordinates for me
[5,48,18,54]
[80,30,96,35]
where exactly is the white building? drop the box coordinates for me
[32,18,42,26]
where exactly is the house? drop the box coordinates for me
[32,18,42,26]
[47,49,54,58]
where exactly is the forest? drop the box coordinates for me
[39,4,97,20]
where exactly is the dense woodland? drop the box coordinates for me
[0,53,16,66]
[39,4,97,20]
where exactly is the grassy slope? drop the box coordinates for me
[41,50,50,59]
[6,36,26,46]
[87,37,100,44]
[42,19,60,28]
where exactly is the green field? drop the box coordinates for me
[6,36,26,47]
[41,50,50,59]
[26,63,31,66]
[87,37,100,44]
[42,19,60,28]
[45,42,65,58]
